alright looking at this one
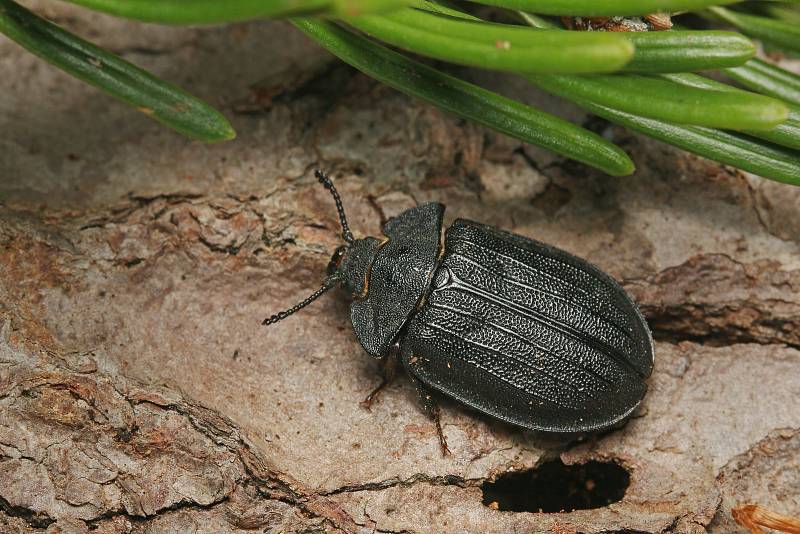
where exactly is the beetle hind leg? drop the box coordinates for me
[360,348,398,412]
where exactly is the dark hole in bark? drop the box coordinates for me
[480,459,630,513]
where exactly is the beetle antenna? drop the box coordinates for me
[315,169,354,244]
[262,275,340,326]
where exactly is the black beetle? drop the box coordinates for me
[264,171,654,452]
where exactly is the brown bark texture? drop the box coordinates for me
[1,4,799,533]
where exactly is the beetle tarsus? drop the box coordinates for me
[361,352,398,411]
[433,405,451,457]
[360,382,385,412]
[408,371,451,456]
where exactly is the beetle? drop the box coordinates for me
[263,170,654,453]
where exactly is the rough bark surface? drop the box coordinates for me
[1,4,799,533]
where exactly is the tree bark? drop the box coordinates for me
[1,4,799,533]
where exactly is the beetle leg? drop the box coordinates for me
[398,341,451,456]
[360,348,398,412]
[407,373,451,457]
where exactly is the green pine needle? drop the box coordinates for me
[292,18,636,175]
[62,0,413,23]
[529,74,788,130]
[0,0,235,142]
[469,0,743,16]
[727,59,800,106]
[2,0,800,185]
[344,10,635,74]
[710,6,800,56]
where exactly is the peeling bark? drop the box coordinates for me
[627,254,800,347]
[2,3,800,533]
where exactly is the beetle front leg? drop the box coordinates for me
[360,348,398,412]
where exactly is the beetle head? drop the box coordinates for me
[262,170,359,327]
